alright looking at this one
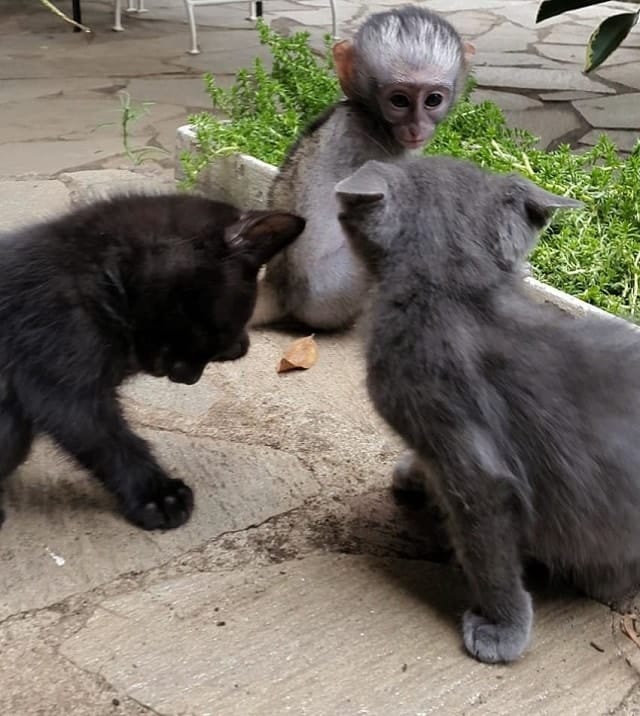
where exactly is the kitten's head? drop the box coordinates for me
[335,157,582,285]
[132,206,305,385]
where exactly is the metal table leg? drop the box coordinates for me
[72,0,82,31]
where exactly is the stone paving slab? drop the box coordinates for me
[59,554,640,716]
[3,0,638,164]
[58,168,176,203]
[0,179,70,230]
[1,428,319,618]
[472,66,615,93]
[1,137,134,176]
[580,128,640,152]
[597,64,640,91]
[574,93,640,129]
[500,105,584,149]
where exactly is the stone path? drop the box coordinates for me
[1,0,638,178]
[1,1,640,715]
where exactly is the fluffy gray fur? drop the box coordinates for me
[250,6,466,330]
[352,5,465,93]
[335,156,640,664]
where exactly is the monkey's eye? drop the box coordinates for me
[425,93,443,108]
[389,93,410,109]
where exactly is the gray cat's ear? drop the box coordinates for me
[517,178,584,227]
[225,211,306,268]
[335,163,388,207]
[527,185,584,210]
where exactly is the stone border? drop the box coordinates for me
[175,124,620,325]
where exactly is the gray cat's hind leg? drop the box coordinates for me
[392,450,454,558]
[432,430,533,663]
[571,562,640,609]
[392,449,428,503]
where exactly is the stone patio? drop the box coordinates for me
[0,1,639,715]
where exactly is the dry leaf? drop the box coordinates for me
[277,335,318,373]
[621,615,640,650]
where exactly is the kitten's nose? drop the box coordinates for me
[168,361,204,385]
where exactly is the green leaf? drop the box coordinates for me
[537,0,607,23]
[586,11,639,71]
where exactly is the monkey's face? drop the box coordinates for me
[378,81,454,150]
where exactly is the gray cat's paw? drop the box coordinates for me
[462,603,532,664]
[392,450,427,498]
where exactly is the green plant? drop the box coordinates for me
[181,25,640,318]
[117,91,170,166]
[180,20,340,184]
[98,91,170,166]
[536,0,639,71]
[427,98,640,316]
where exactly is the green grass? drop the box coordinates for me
[180,22,640,318]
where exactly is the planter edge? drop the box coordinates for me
[175,124,624,325]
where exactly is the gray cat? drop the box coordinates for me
[334,156,640,664]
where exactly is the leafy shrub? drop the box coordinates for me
[180,22,640,317]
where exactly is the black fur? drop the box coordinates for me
[0,193,304,530]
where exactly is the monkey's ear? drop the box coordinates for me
[335,164,388,207]
[224,211,306,268]
[463,41,475,60]
[333,40,356,95]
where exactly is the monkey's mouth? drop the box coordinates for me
[401,138,426,150]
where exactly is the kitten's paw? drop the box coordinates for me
[126,478,194,530]
[462,604,532,664]
[215,331,250,362]
[391,451,427,507]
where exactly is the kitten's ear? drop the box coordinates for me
[516,177,584,227]
[225,211,306,268]
[335,163,388,207]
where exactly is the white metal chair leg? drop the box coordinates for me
[183,0,200,54]
[247,1,257,21]
[329,0,338,39]
[136,0,149,14]
[113,0,124,30]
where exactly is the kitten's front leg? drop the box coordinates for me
[0,382,34,527]
[214,330,250,362]
[27,388,193,530]
[433,433,533,663]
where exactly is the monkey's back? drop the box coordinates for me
[265,102,405,328]
[270,101,403,211]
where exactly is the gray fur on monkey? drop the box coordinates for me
[250,5,472,330]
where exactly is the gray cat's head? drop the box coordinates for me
[335,157,582,283]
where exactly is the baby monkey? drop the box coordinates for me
[251,5,473,330]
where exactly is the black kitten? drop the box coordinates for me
[334,156,640,665]
[0,193,304,530]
